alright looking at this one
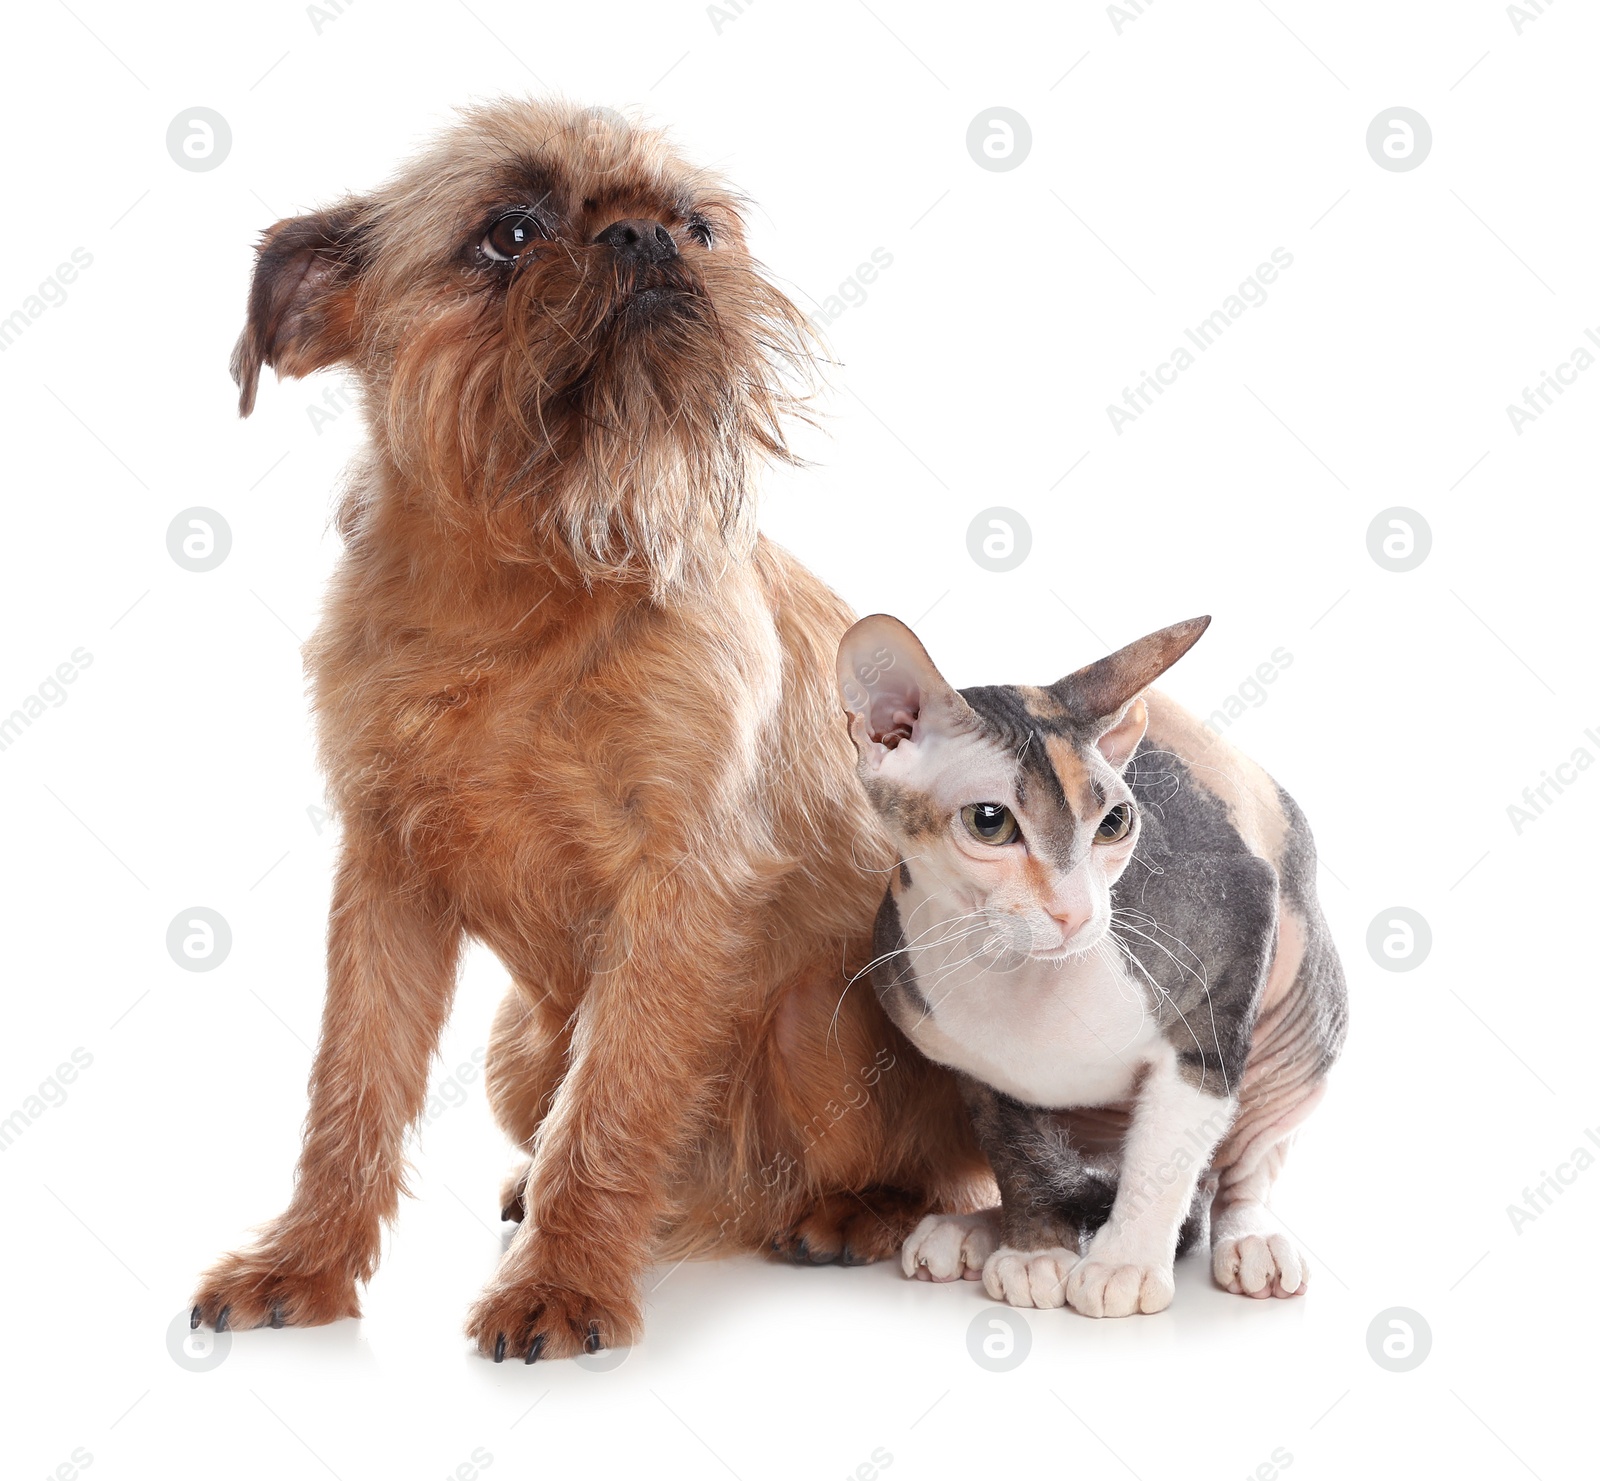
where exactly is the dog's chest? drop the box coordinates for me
[327,586,780,889]
[337,635,588,846]
[900,940,1158,1109]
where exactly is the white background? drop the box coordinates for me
[3,1,1597,1477]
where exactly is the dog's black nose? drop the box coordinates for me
[593,219,678,264]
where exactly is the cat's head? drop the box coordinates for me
[837,614,1210,961]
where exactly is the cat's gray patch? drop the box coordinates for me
[872,890,935,1024]
[1120,742,1347,1090]
[957,1073,1208,1256]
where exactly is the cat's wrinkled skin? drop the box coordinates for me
[837,615,1347,1317]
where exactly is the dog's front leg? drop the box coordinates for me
[465,864,739,1362]
[192,840,461,1330]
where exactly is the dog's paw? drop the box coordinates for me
[465,1280,640,1363]
[191,1243,362,1332]
[771,1187,932,1268]
[1064,1249,1175,1318]
[901,1210,1000,1282]
[1213,1231,1307,1298]
[981,1245,1077,1308]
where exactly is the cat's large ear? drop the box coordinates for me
[231,203,370,417]
[1053,615,1211,767]
[837,614,975,770]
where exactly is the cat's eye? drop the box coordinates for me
[481,210,549,262]
[1095,802,1134,843]
[961,803,1019,847]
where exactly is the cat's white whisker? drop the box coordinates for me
[1087,938,1155,1037]
[909,935,1009,1028]
[1120,908,1228,1106]
[1030,940,1147,1061]
[1112,909,1232,1097]
[1107,919,1227,1096]
[1104,931,1206,1070]
[825,907,995,1051]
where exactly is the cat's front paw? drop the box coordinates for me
[1213,1232,1307,1298]
[901,1210,999,1282]
[1064,1248,1175,1318]
[981,1246,1078,1309]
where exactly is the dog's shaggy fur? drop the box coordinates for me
[191,99,989,1360]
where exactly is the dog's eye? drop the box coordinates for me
[481,211,548,262]
[685,214,714,247]
[961,803,1019,847]
[1095,802,1134,843]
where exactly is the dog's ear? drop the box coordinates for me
[231,204,369,416]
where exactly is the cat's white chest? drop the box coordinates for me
[904,938,1157,1109]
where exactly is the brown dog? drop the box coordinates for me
[190,99,988,1361]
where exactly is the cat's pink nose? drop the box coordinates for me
[1046,907,1088,943]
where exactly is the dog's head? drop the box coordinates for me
[233,99,815,587]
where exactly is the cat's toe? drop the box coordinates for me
[1065,1256,1174,1318]
[1213,1232,1306,1298]
[901,1210,999,1282]
[981,1246,1077,1308]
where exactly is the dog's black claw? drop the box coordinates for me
[525,1332,546,1364]
[839,1246,873,1268]
[791,1238,836,1266]
[269,1305,285,1329]
[190,1305,201,1331]
[216,1306,231,1333]
[584,1322,602,1354]
[493,1333,506,1363]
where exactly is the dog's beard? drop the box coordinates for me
[383,244,816,597]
